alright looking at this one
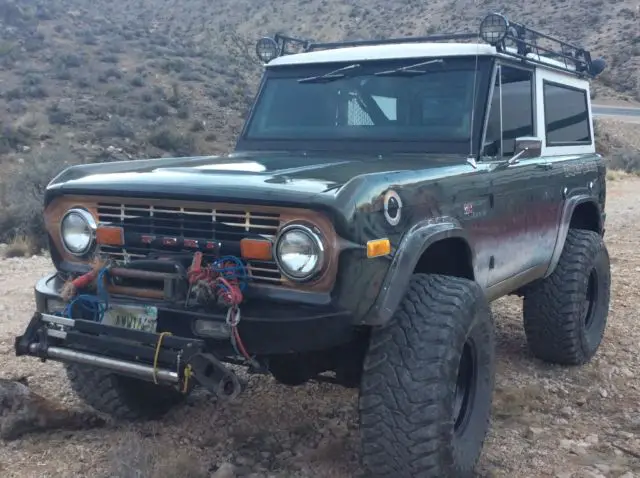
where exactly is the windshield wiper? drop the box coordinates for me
[374,58,445,76]
[298,63,361,83]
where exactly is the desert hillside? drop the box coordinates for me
[1,0,639,158]
[0,0,639,247]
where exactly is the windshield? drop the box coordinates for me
[240,57,492,153]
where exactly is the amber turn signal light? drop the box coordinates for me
[240,238,273,261]
[96,226,124,246]
[367,238,391,258]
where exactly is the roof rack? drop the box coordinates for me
[254,13,606,79]
[481,14,604,78]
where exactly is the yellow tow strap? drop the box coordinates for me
[152,332,172,385]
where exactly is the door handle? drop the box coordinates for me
[536,162,553,170]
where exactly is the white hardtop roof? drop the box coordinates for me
[267,42,580,75]
[267,43,497,66]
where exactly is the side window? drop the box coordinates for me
[483,75,501,156]
[500,66,535,155]
[543,82,591,145]
[483,65,535,157]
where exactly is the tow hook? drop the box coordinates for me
[188,352,243,401]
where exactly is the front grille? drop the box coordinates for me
[96,202,283,285]
[96,203,280,240]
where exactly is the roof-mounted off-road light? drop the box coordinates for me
[256,37,280,63]
[480,13,509,46]
[589,58,607,77]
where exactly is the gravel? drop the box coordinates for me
[2,178,640,477]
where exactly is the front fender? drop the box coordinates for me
[362,217,473,326]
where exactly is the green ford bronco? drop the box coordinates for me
[14,13,610,478]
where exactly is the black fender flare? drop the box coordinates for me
[544,194,603,278]
[363,217,475,326]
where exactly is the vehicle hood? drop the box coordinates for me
[46,150,471,220]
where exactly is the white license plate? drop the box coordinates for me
[101,304,158,333]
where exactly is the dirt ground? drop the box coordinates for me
[1,177,640,478]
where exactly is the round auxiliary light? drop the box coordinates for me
[274,224,325,282]
[256,37,279,63]
[383,189,402,226]
[480,13,509,45]
[60,208,97,256]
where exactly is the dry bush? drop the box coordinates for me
[607,148,640,174]
[148,128,197,156]
[594,118,640,174]
[1,235,34,258]
[103,432,208,478]
[0,148,78,250]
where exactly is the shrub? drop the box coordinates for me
[0,149,78,250]
[178,70,203,82]
[140,102,169,119]
[177,105,190,119]
[98,68,123,83]
[76,77,92,88]
[100,54,119,64]
[607,148,640,174]
[98,116,136,139]
[58,53,83,68]
[148,129,196,156]
[47,104,74,125]
[2,236,33,258]
[190,120,205,132]
[130,76,145,87]
[0,124,32,154]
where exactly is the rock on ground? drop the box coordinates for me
[0,377,105,441]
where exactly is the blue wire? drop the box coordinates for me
[62,267,111,322]
[63,294,107,321]
[210,256,249,290]
[96,268,110,309]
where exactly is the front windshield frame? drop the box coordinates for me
[236,55,495,155]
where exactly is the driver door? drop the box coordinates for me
[482,63,553,289]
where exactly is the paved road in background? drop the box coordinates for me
[593,105,640,119]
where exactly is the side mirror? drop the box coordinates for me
[514,136,542,158]
[508,136,542,164]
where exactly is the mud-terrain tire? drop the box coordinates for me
[65,364,187,420]
[523,228,611,365]
[359,273,495,478]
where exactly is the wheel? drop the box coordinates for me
[65,364,187,420]
[523,228,611,365]
[359,273,495,478]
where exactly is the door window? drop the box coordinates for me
[483,65,535,157]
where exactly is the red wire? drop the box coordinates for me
[188,254,251,360]
[71,270,98,289]
[215,276,243,306]
[233,326,252,361]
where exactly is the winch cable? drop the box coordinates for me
[187,253,258,367]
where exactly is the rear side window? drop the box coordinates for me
[543,81,591,145]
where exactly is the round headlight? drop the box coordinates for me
[60,208,96,255]
[274,225,325,281]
